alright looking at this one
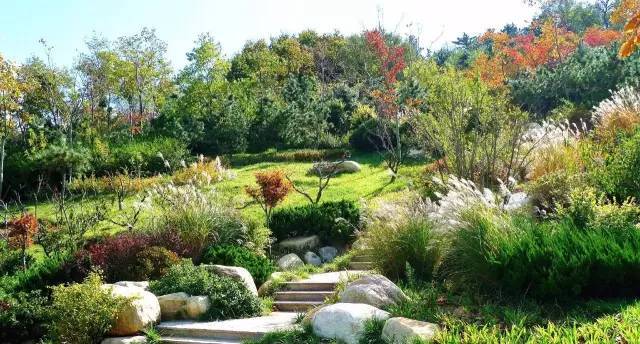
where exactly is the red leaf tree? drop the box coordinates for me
[7,213,38,270]
[245,170,292,226]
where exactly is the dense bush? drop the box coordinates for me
[0,290,49,342]
[202,245,276,285]
[594,129,640,201]
[0,253,75,295]
[86,231,187,282]
[133,246,180,281]
[0,241,31,276]
[440,207,640,300]
[91,137,189,176]
[149,263,261,320]
[269,200,360,245]
[49,273,128,344]
[228,148,350,166]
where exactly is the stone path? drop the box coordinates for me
[348,254,375,270]
[158,270,368,343]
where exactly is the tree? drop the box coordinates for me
[245,170,292,226]
[7,213,38,270]
[0,54,23,198]
[365,30,409,181]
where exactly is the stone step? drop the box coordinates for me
[281,281,336,292]
[273,301,323,312]
[274,291,334,302]
[157,313,298,341]
[350,255,374,262]
[348,261,374,270]
[161,337,241,344]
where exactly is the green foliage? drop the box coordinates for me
[358,319,387,344]
[30,139,92,183]
[364,217,441,282]
[593,129,640,201]
[0,290,49,342]
[440,208,640,300]
[93,137,189,175]
[202,244,275,286]
[0,253,74,295]
[49,273,128,344]
[228,148,349,166]
[525,171,582,212]
[244,325,325,344]
[269,200,360,245]
[0,241,32,276]
[149,262,261,320]
[133,246,180,280]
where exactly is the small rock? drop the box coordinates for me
[101,336,147,344]
[318,246,338,262]
[311,303,390,344]
[277,235,320,251]
[157,292,210,320]
[203,264,258,296]
[277,253,304,271]
[114,281,149,291]
[339,274,408,308]
[309,161,361,176]
[304,251,322,266]
[104,284,160,336]
[382,317,438,344]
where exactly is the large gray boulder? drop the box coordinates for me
[114,281,149,291]
[103,284,160,336]
[157,292,210,320]
[277,235,320,251]
[101,336,147,344]
[277,253,304,270]
[203,264,258,296]
[311,303,390,344]
[318,246,338,262]
[304,251,322,266]
[309,161,361,176]
[339,274,408,308]
[382,317,439,344]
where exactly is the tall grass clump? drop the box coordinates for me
[592,86,640,143]
[362,200,441,282]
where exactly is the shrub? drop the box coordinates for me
[592,86,640,143]
[133,246,181,281]
[0,290,48,342]
[173,155,227,186]
[363,217,441,282]
[525,171,581,213]
[69,172,162,195]
[0,253,75,295]
[202,245,276,286]
[269,200,360,245]
[440,207,640,300]
[350,118,382,152]
[227,149,350,166]
[0,241,32,276]
[594,129,640,201]
[149,263,261,320]
[92,137,188,176]
[49,273,128,344]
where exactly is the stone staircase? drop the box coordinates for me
[273,281,336,312]
[348,253,375,271]
[157,312,299,344]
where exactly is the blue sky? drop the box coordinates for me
[0,0,538,69]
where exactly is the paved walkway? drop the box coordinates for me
[300,270,366,283]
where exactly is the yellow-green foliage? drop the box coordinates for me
[172,157,223,186]
[69,172,162,194]
[49,273,129,344]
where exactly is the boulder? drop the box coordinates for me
[114,281,149,291]
[309,160,361,176]
[203,264,258,296]
[101,336,147,344]
[104,284,160,336]
[277,253,304,271]
[157,292,210,320]
[311,303,390,344]
[318,246,338,262]
[339,274,408,308]
[277,235,320,251]
[382,317,438,344]
[304,251,322,266]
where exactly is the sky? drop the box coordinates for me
[0,0,539,69]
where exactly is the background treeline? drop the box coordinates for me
[2,0,640,199]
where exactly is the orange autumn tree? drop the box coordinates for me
[471,19,579,87]
[7,213,39,270]
[583,26,622,47]
[612,0,640,57]
[245,170,292,226]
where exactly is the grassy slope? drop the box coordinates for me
[21,152,424,236]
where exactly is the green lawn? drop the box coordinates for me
[18,151,425,237]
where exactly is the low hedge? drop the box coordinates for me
[269,200,360,245]
[227,148,349,166]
